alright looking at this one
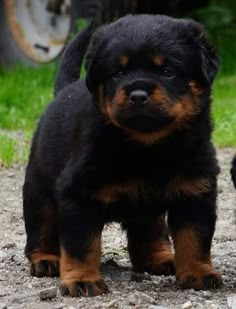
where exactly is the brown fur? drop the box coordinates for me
[166,177,211,198]
[173,227,222,290]
[120,55,129,66]
[130,240,174,273]
[31,252,59,264]
[60,236,101,285]
[96,180,144,204]
[189,81,204,96]
[153,54,165,66]
[150,87,169,104]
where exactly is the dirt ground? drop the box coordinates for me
[0,148,236,309]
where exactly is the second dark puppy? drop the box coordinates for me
[23,15,222,297]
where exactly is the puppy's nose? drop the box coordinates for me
[129,90,148,105]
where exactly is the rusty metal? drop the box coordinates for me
[4,0,36,61]
[3,0,72,63]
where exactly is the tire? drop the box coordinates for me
[0,0,74,67]
[0,1,32,67]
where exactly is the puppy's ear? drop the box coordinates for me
[185,20,219,84]
[85,27,107,92]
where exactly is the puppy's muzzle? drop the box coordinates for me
[128,90,149,106]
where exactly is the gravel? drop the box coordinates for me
[0,148,236,308]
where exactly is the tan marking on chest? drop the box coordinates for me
[166,177,211,198]
[96,180,144,204]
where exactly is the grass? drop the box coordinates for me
[0,65,56,130]
[0,65,56,167]
[0,19,236,167]
[212,75,236,147]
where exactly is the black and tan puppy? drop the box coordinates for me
[23,15,222,297]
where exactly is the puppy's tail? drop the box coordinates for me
[230,155,236,189]
[54,22,95,96]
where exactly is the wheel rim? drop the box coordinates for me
[4,0,73,63]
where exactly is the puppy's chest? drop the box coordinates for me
[95,176,211,205]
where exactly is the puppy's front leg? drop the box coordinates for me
[168,189,222,290]
[58,195,107,297]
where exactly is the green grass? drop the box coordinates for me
[0,65,56,167]
[0,65,56,130]
[212,75,236,147]
[0,132,30,167]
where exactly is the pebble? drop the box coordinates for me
[202,291,211,297]
[102,257,119,267]
[104,299,118,308]
[148,305,168,309]
[54,303,65,309]
[128,291,156,305]
[39,287,57,301]
[2,243,16,249]
[227,295,236,309]
[131,272,152,282]
[207,304,219,309]
[0,303,7,309]
[182,301,192,309]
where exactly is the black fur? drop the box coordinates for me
[54,21,95,96]
[231,156,236,188]
[23,15,222,296]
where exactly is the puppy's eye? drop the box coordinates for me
[112,71,123,79]
[116,71,123,76]
[162,68,175,79]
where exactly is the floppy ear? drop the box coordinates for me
[198,32,219,84]
[185,20,219,84]
[85,27,108,92]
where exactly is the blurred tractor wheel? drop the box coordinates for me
[0,0,79,67]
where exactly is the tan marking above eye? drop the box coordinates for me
[153,54,165,66]
[119,56,129,66]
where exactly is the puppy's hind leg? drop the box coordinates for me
[125,215,175,276]
[23,167,60,277]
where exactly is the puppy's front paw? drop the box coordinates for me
[146,258,175,276]
[60,279,109,297]
[30,260,59,277]
[177,266,222,290]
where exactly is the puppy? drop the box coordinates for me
[231,156,236,188]
[23,14,222,297]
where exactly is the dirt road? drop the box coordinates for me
[0,148,236,309]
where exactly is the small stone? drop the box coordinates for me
[39,287,57,300]
[54,303,65,309]
[182,301,192,309]
[202,291,211,297]
[131,272,151,282]
[104,299,118,308]
[2,243,16,249]
[0,303,7,309]
[128,291,156,305]
[148,305,168,309]
[102,257,119,267]
[227,295,236,309]
[207,304,219,309]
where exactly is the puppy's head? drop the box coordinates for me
[85,15,219,144]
